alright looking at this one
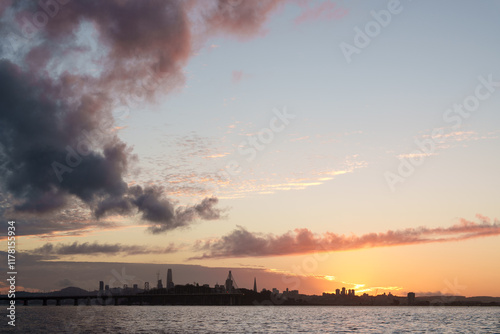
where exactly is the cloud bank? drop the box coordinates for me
[193,215,500,259]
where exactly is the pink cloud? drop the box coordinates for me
[294,1,349,25]
[193,215,500,259]
[232,70,244,83]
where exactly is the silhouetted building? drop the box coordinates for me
[336,289,340,295]
[144,282,150,291]
[157,279,163,289]
[99,281,104,291]
[167,268,174,289]
[408,292,416,305]
[253,277,257,293]
[348,289,355,296]
[272,288,279,294]
[341,287,346,295]
[215,283,225,293]
[225,271,234,293]
[105,285,109,291]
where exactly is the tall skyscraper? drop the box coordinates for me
[253,277,257,293]
[225,270,233,293]
[99,281,104,291]
[167,268,174,289]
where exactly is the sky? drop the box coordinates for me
[0,0,499,297]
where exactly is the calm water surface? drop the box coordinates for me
[3,305,500,333]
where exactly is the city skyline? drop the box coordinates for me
[0,265,420,301]
[1,0,500,299]
[6,267,500,308]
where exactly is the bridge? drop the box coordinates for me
[0,292,243,306]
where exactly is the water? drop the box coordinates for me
[2,306,500,333]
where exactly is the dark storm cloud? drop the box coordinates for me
[1,0,283,232]
[2,0,190,92]
[0,61,130,213]
[30,241,178,258]
[0,215,117,238]
[148,196,222,233]
[95,186,222,233]
[6,0,286,97]
[0,64,220,229]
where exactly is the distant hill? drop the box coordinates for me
[49,287,91,296]
[467,296,500,303]
[1,286,93,298]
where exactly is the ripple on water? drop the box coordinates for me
[2,305,499,333]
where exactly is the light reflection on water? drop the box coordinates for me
[3,305,500,333]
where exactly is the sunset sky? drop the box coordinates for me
[1,0,499,297]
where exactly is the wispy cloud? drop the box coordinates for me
[223,96,237,106]
[204,153,231,159]
[192,215,500,259]
[397,152,437,159]
[231,70,246,84]
[395,128,499,159]
[294,1,349,25]
[134,128,366,200]
[289,135,310,142]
